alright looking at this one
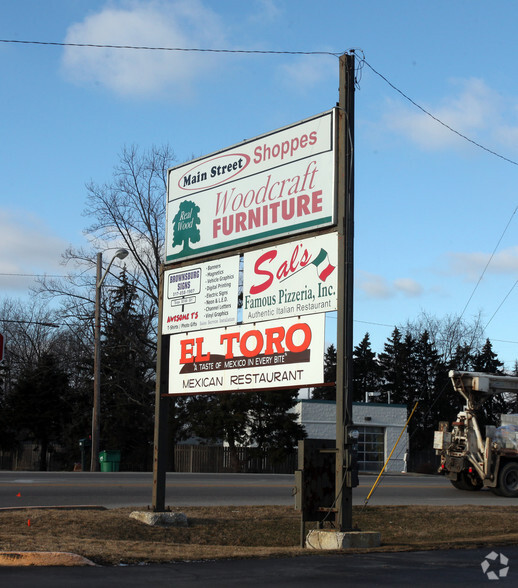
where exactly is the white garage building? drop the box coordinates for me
[294,399,409,473]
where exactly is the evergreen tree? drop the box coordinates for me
[7,353,70,470]
[99,270,155,469]
[471,339,509,425]
[409,330,450,450]
[449,343,475,371]
[312,343,336,400]
[471,339,504,374]
[377,328,415,404]
[184,392,251,471]
[183,387,305,472]
[248,389,306,464]
[353,333,380,402]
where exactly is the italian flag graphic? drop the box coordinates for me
[311,248,335,281]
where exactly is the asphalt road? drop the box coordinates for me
[1,472,517,586]
[0,546,515,587]
[1,471,518,508]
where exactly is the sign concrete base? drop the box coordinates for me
[305,529,381,550]
[129,511,188,527]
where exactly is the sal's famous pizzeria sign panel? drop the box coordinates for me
[165,110,336,263]
[168,314,325,395]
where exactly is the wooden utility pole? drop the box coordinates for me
[90,252,102,472]
[335,52,355,530]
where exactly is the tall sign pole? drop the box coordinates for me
[152,267,170,511]
[335,52,355,530]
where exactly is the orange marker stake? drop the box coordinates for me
[27,519,31,527]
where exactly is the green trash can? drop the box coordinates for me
[99,450,121,472]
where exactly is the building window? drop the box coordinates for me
[357,426,384,472]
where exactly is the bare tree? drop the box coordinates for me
[83,144,175,305]
[35,144,177,339]
[402,310,485,365]
[0,297,61,375]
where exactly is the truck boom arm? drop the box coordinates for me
[449,370,518,411]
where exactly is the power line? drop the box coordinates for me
[359,58,518,334]
[361,58,518,167]
[459,205,518,322]
[0,273,69,278]
[4,38,518,342]
[0,38,344,57]
[484,278,518,330]
[3,38,516,163]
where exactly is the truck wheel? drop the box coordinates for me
[497,462,518,497]
[450,479,469,490]
[450,472,482,491]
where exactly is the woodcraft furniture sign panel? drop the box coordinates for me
[165,110,336,263]
[242,233,338,323]
[162,256,240,335]
[168,314,325,395]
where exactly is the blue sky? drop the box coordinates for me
[2,0,518,368]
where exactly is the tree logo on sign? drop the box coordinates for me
[172,200,201,254]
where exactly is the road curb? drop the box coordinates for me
[0,551,98,567]
[0,505,106,512]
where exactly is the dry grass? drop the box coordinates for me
[1,505,518,565]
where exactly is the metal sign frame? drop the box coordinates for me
[153,54,355,536]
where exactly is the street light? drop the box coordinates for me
[90,248,129,472]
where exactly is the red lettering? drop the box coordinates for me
[286,323,312,353]
[194,337,210,362]
[311,189,323,213]
[220,332,240,359]
[264,327,285,354]
[180,337,210,363]
[297,194,311,216]
[236,211,247,232]
[275,245,312,281]
[180,339,195,364]
[250,250,276,295]
[217,322,312,361]
[240,330,263,357]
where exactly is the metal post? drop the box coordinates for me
[90,252,102,472]
[335,52,355,530]
[152,266,170,511]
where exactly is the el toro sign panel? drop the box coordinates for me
[168,314,325,395]
[165,110,336,262]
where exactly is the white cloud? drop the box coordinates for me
[358,271,424,300]
[279,54,336,92]
[394,278,423,297]
[384,78,503,150]
[447,246,518,281]
[61,0,227,98]
[0,210,69,292]
[249,0,283,23]
[357,272,393,299]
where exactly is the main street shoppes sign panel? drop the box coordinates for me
[164,110,338,395]
[165,110,336,263]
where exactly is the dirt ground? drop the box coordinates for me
[1,505,518,566]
